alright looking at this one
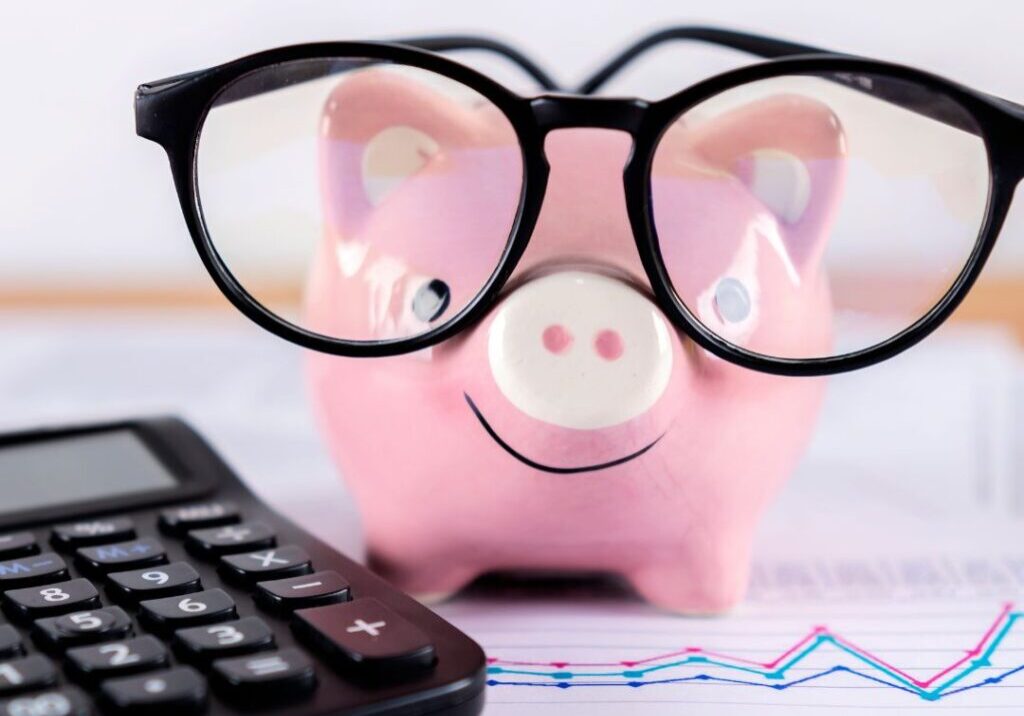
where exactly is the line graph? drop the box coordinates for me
[485,602,1024,701]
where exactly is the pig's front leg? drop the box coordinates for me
[624,523,754,614]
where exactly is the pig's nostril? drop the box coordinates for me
[542,324,573,354]
[594,329,624,361]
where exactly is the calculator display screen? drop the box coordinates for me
[0,429,178,516]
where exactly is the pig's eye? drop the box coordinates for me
[411,278,451,322]
[695,236,760,347]
[713,277,751,324]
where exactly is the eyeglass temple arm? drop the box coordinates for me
[397,35,561,90]
[578,26,1020,137]
[577,26,827,94]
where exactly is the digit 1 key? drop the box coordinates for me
[293,598,436,677]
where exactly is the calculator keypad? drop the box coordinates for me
[107,562,202,604]
[33,607,133,653]
[2,580,101,623]
[139,588,237,636]
[0,498,457,716]
[65,636,169,686]
[76,538,167,575]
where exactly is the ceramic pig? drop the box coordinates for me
[304,69,845,613]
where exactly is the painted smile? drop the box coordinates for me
[464,392,664,474]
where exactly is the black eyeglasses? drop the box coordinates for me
[135,26,1024,376]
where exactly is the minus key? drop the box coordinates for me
[255,571,350,614]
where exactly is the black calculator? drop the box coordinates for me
[0,417,486,716]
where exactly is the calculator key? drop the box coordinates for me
[66,636,169,686]
[211,648,316,702]
[0,655,58,696]
[51,518,135,551]
[107,562,202,604]
[99,666,207,715]
[2,579,100,623]
[139,589,237,635]
[33,606,132,652]
[173,617,275,664]
[255,571,350,614]
[159,502,240,537]
[219,546,312,586]
[0,553,68,590]
[293,598,436,676]
[0,626,23,660]
[0,533,38,561]
[185,523,276,560]
[76,538,167,575]
[0,687,92,716]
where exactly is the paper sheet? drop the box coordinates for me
[2,309,1023,713]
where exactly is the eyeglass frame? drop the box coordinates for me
[134,26,1024,377]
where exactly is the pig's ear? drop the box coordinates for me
[319,69,494,233]
[687,95,846,272]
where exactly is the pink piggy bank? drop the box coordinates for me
[305,69,845,613]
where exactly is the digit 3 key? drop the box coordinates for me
[0,417,486,716]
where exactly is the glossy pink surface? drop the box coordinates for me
[305,71,845,612]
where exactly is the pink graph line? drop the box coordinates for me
[486,602,1014,688]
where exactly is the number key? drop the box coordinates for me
[0,687,92,716]
[2,579,100,623]
[66,635,169,686]
[0,655,58,697]
[107,562,202,604]
[33,606,133,652]
[173,617,275,664]
[139,589,237,636]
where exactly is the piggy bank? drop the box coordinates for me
[305,70,844,613]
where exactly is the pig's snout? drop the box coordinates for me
[487,270,674,430]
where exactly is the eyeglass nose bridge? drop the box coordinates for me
[530,94,650,135]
